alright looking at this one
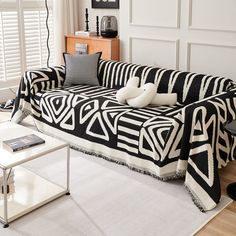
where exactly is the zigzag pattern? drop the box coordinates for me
[11,60,236,212]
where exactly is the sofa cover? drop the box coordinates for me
[11,60,236,211]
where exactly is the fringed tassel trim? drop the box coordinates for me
[70,145,185,182]
[71,145,209,213]
[11,107,31,123]
[184,184,206,212]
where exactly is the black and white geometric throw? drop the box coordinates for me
[11,60,236,211]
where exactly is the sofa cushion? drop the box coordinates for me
[37,85,184,163]
[63,52,101,87]
[98,60,234,105]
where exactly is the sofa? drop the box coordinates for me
[11,59,236,212]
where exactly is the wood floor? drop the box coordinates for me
[196,162,236,236]
[1,111,236,235]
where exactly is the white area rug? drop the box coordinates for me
[0,149,232,236]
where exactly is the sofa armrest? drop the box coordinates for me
[29,66,65,94]
[176,88,236,211]
[11,66,65,123]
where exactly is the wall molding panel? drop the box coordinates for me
[129,37,179,69]
[187,42,236,79]
[119,0,236,81]
[129,0,180,29]
[188,0,236,32]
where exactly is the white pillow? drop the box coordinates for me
[150,93,177,106]
[116,76,177,108]
[127,83,157,108]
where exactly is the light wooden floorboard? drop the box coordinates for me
[1,111,236,235]
[196,162,236,235]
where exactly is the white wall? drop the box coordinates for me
[119,0,236,81]
[78,1,119,33]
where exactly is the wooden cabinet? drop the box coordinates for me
[65,35,120,61]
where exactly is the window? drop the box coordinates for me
[0,0,54,82]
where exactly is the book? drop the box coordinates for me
[2,134,45,152]
[1,183,15,194]
[0,168,15,194]
[75,31,97,37]
[75,43,88,54]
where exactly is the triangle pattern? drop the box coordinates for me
[103,109,129,134]
[139,129,157,159]
[188,145,214,187]
[80,100,99,124]
[40,98,53,123]
[51,96,67,116]
[60,109,75,130]
[86,112,109,141]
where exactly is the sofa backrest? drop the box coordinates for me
[98,60,234,104]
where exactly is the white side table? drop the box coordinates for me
[0,122,70,228]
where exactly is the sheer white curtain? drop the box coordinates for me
[53,0,79,65]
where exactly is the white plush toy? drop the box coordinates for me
[116,76,177,108]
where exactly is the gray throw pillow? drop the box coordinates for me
[63,52,102,87]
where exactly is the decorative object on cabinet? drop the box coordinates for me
[85,8,89,32]
[92,0,119,9]
[75,43,88,54]
[96,16,99,36]
[65,35,119,61]
[101,16,118,38]
[75,31,96,37]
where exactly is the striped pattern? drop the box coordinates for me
[98,60,234,104]
[11,61,236,212]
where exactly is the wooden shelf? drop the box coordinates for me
[65,35,120,61]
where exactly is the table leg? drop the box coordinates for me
[3,169,9,227]
[66,146,70,195]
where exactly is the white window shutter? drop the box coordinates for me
[0,0,54,81]
[0,11,22,81]
[24,10,42,69]
[24,9,54,70]
[0,12,5,80]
